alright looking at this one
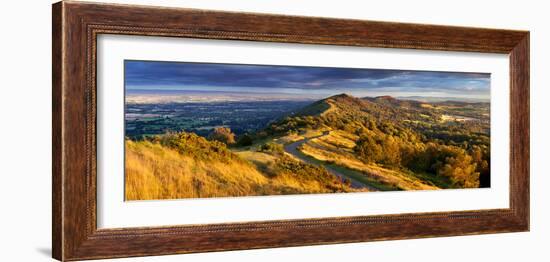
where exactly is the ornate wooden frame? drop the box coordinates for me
[52,1,529,261]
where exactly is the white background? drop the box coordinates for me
[0,0,546,261]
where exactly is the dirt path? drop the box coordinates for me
[283,132,379,191]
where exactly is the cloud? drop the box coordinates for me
[125,60,490,97]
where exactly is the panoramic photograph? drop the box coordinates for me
[124,60,491,201]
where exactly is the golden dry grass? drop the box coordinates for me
[299,133,439,191]
[236,150,355,193]
[125,140,269,200]
[235,150,276,166]
[125,139,352,200]
[274,133,304,145]
[275,129,326,145]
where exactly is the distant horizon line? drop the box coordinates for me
[125,89,490,103]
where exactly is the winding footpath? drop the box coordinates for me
[283,132,378,191]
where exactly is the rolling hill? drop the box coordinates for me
[125,132,355,200]
[262,93,490,190]
[125,93,491,200]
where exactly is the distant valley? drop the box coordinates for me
[125,93,490,200]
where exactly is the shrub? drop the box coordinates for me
[236,134,254,146]
[273,155,339,187]
[157,131,235,162]
[208,127,236,145]
[354,135,383,163]
[258,142,284,156]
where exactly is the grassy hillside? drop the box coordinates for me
[125,132,354,200]
[126,93,490,200]
[262,94,489,189]
[297,130,441,190]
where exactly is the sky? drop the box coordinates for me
[125,60,491,101]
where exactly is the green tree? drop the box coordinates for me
[437,152,480,188]
[471,145,490,187]
[354,135,383,163]
[381,135,401,166]
[236,134,253,146]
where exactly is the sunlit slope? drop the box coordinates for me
[125,132,354,200]
[298,130,440,190]
[126,93,489,200]
[265,93,486,189]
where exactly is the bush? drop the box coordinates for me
[354,135,383,163]
[273,155,337,186]
[157,131,235,162]
[236,134,254,146]
[258,142,284,155]
[208,127,236,145]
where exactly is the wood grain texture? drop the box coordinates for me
[52,1,530,261]
[52,2,63,260]
[509,35,530,226]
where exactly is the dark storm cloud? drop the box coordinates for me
[124,60,490,95]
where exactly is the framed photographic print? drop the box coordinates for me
[52,1,529,261]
